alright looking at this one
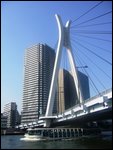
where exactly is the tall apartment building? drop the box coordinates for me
[3,102,19,128]
[57,69,90,113]
[21,44,55,124]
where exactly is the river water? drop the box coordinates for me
[1,135,112,149]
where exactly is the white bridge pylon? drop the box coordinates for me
[45,14,83,117]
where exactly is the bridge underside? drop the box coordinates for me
[51,107,112,127]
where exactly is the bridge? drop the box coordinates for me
[18,88,112,129]
[18,10,112,129]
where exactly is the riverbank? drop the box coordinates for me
[1,132,25,135]
[1,129,26,135]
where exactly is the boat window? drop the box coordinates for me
[28,130,34,135]
[28,130,42,135]
[36,130,42,135]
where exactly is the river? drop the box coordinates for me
[1,135,112,149]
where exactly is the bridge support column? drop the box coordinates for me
[44,119,51,127]
[42,14,83,127]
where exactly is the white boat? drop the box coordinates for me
[20,127,84,141]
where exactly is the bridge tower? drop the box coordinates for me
[40,14,83,127]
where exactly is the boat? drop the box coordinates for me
[20,127,84,141]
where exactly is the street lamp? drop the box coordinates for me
[76,65,88,68]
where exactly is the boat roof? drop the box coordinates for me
[27,127,82,131]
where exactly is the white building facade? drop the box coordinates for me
[21,44,56,124]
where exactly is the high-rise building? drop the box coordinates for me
[21,44,55,124]
[57,69,90,113]
[57,70,65,113]
[57,69,77,113]
[3,102,19,128]
[78,71,90,100]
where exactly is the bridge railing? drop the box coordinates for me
[85,88,112,103]
[100,88,112,96]
[58,88,112,115]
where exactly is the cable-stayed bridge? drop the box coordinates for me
[18,1,112,129]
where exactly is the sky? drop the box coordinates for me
[1,1,112,113]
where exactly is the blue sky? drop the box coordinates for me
[1,1,112,113]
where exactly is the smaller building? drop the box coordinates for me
[16,110,21,125]
[1,113,7,129]
[3,102,20,128]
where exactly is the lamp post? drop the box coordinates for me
[76,65,88,68]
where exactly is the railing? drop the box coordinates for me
[85,88,112,103]
[60,88,112,114]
